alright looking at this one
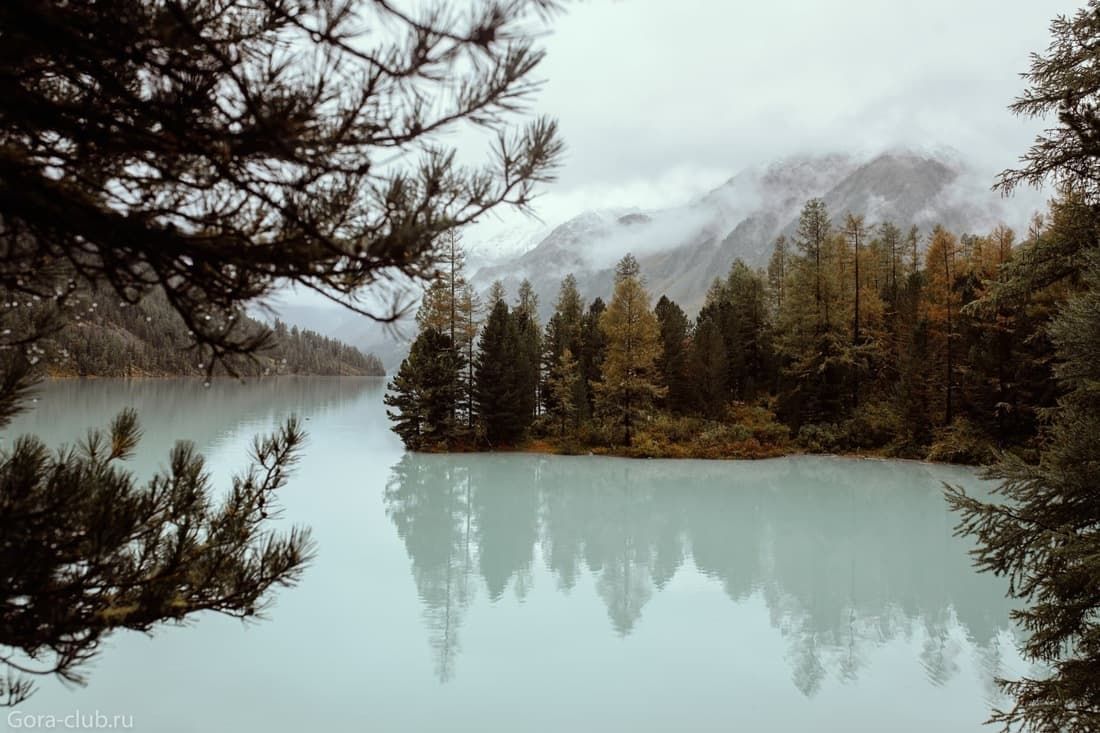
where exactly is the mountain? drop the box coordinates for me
[463,221,551,273]
[264,148,1035,364]
[468,150,1018,318]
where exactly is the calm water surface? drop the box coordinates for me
[4,378,1028,732]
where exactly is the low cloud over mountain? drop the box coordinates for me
[273,149,1044,366]
[470,149,1039,318]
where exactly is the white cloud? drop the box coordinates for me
[455,0,1075,244]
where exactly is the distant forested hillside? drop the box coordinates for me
[15,289,384,378]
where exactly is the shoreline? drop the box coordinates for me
[40,372,386,380]
[410,440,988,468]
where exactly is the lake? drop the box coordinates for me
[3,378,1028,732]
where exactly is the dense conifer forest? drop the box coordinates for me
[387,196,1074,465]
[1,288,385,378]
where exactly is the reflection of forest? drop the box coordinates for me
[385,454,1017,693]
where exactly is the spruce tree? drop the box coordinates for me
[690,317,728,418]
[579,298,608,418]
[654,295,692,413]
[384,355,425,449]
[474,301,527,445]
[385,328,460,449]
[724,261,772,400]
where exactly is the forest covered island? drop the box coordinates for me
[387,195,1069,465]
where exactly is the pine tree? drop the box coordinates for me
[0,410,314,705]
[956,240,1057,448]
[595,255,665,446]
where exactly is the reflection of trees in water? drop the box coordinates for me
[920,608,964,687]
[384,454,1016,691]
[385,460,477,682]
[470,457,538,602]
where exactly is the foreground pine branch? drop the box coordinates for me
[0,408,314,706]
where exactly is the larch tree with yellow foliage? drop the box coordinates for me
[595,255,666,446]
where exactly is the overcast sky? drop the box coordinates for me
[455,0,1080,240]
